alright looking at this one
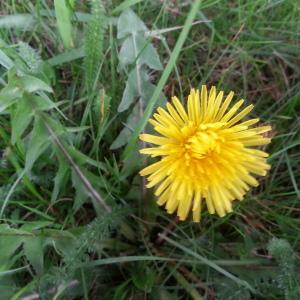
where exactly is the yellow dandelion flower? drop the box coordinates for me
[139,86,272,222]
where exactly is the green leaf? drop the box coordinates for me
[119,34,162,70]
[113,280,130,300]
[79,255,173,268]
[132,265,156,291]
[25,115,51,172]
[11,94,56,144]
[0,85,22,114]
[51,151,70,203]
[171,268,203,300]
[11,97,34,144]
[0,279,16,300]
[21,221,53,231]
[0,225,25,269]
[142,81,167,108]
[151,288,178,300]
[0,14,35,30]
[160,234,256,293]
[72,169,90,212]
[23,237,44,275]
[113,69,166,149]
[117,9,147,39]
[32,95,56,111]
[117,67,165,114]
[68,146,107,171]
[18,75,53,93]
[117,69,142,112]
[118,67,165,113]
[25,114,66,172]
[47,47,85,66]
[68,0,76,9]
[112,0,143,15]
[0,266,28,277]
[54,0,73,49]
[91,88,111,130]
[17,42,43,75]
[111,102,140,149]
[50,230,77,256]
[0,49,14,69]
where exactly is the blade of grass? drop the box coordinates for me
[111,0,143,15]
[0,169,26,218]
[159,234,256,294]
[171,267,204,300]
[284,151,300,199]
[0,265,29,277]
[80,255,174,268]
[47,47,84,66]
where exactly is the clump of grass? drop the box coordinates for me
[0,0,299,299]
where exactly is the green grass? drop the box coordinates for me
[0,0,300,299]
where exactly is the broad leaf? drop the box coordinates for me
[11,96,34,144]
[113,70,166,149]
[118,69,149,112]
[32,95,56,111]
[0,225,25,269]
[0,279,17,299]
[0,85,22,114]
[118,69,143,112]
[25,114,66,171]
[68,146,107,171]
[18,75,53,93]
[132,264,156,291]
[23,237,44,275]
[51,229,77,257]
[0,49,14,69]
[119,34,162,70]
[51,151,70,203]
[117,67,166,113]
[72,169,90,212]
[142,80,167,107]
[11,94,56,144]
[25,115,51,172]
[117,9,147,39]
[111,103,140,149]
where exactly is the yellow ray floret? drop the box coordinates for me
[139,86,272,222]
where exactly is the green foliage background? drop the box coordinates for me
[0,0,300,299]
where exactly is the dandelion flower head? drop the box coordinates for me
[139,86,271,222]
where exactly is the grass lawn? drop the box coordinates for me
[0,0,300,299]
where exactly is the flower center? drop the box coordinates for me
[182,123,224,164]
